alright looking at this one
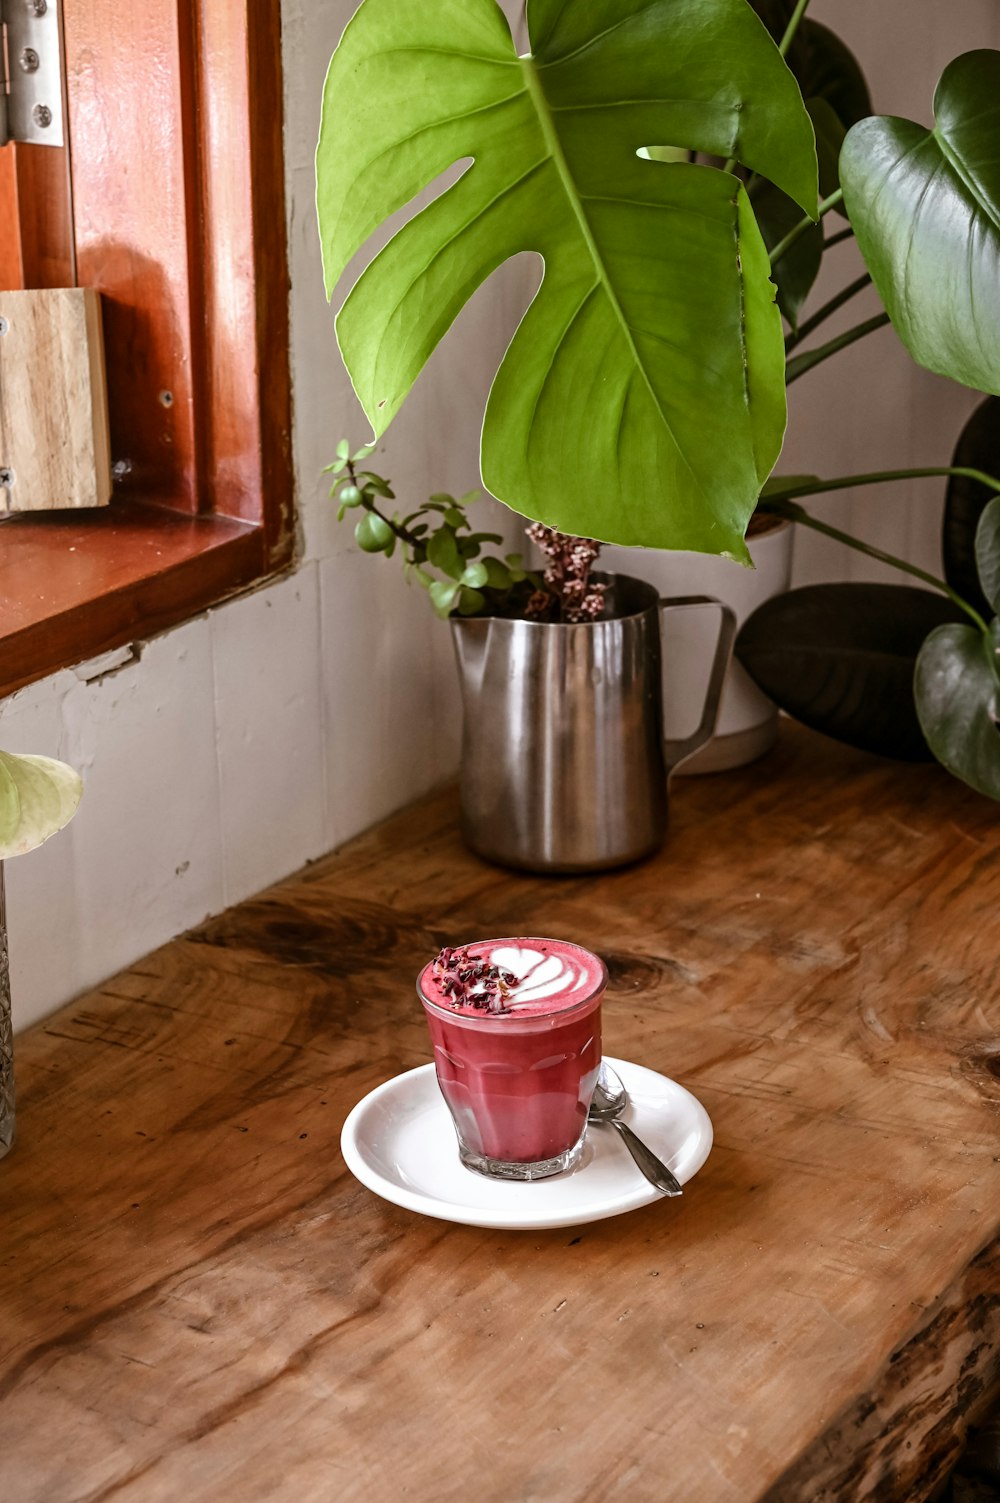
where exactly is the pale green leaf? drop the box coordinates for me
[0,752,82,860]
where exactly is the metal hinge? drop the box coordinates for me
[0,0,65,147]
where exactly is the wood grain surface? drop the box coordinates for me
[1,725,998,1502]
[0,288,111,512]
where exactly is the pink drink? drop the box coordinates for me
[418,938,606,1180]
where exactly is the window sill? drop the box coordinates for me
[0,502,291,698]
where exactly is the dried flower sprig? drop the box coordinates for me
[524,524,608,624]
[432,946,518,1014]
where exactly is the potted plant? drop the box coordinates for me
[0,748,82,1157]
[316,0,1000,806]
[329,446,735,870]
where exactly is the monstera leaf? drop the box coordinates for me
[802,21,871,138]
[0,751,82,860]
[737,583,964,761]
[317,0,818,556]
[943,397,1000,620]
[917,499,1000,800]
[841,51,1000,396]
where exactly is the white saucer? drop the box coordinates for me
[340,1056,713,1231]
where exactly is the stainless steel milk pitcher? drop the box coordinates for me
[450,575,736,872]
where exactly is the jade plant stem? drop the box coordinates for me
[760,471,1000,634]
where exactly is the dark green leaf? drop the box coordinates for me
[736,583,966,760]
[976,497,1000,618]
[800,21,872,133]
[915,620,1000,799]
[943,398,1000,618]
[443,507,466,529]
[841,51,1000,395]
[427,528,464,579]
[355,512,394,553]
[481,557,513,590]
[753,179,823,330]
[318,0,819,555]
[457,587,487,616]
[808,96,847,204]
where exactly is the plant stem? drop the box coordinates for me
[763,467,1000,505]
[769,189,844,268]
[786,312,890,382]
[346,459,424,551]
[786,273,872,352]
[779,0,812,56]
[824,225,855,250]
[760,497,990,632]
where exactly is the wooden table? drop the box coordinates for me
[1,726,998,1502]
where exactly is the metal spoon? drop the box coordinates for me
[588,1063,683,1197]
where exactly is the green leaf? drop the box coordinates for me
[336,438,350,460]
[338,485,363,508]
[443,507,467,529]
[318,0,819,556]
[943,398,1000,620]
[800,21,872,136]
[429,579,462,617]
[324,457,348,476]
[0,751,82,860]
[841,50,1000,395]
[358,473,395,499]
[916,620,1000,799]
[427,528,464,579]
[481,556,512,589]
[808,97,847,205]
[736,583,965,761]
[457,587,487,616]
[461,560,489,589]
[753,178,823,331]
[975,497,1000,618]
[355,512,394,553]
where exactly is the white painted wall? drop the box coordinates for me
[3,0,533,1032]
[3,0,996,1030]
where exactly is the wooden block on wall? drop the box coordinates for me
[0,287,112,512]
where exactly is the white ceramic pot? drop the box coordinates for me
[601,519,794,773]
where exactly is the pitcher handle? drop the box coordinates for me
[658,595,738,776]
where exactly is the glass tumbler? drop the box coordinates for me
[418,938,605,1181]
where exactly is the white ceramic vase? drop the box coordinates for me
[601,519,794,773]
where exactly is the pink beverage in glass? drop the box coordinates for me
[417,938,606,1181]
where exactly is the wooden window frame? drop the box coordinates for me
[0,0,294,698]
